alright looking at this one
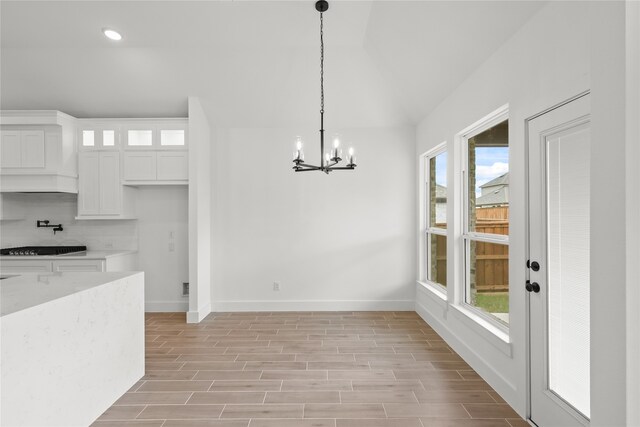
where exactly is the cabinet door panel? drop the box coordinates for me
[1,131,22,168]
[0,260,52,274]
[78,152,101,215]
[123,151,156,180]
[99,152,121,214]
[157,151,188,180]
[20,131,45,168]
[52,260,104,272]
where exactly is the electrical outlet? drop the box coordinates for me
[182,282,189,296]
[273,282,280,291]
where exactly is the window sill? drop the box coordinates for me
[449,304,512,357]
[416,280,447,302]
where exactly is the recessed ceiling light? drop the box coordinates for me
[102,28,122,41]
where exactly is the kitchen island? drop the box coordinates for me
[1,271,144,427]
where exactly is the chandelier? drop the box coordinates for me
[292,0,357,174]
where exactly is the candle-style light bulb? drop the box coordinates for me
[333,137,340,148]
[325,153,330,163]
[294,137,304,161]
[348,147,355,165]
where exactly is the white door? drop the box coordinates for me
[528,93,591,426]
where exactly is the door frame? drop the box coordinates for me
[524,90,591,425]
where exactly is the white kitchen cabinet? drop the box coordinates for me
[0,130,45,169]
[123,150,188,184]
[1,131,21,168]
[52,260,105,272]
[0,253,137,274]
[21,130,46,167]
[80,128,119,150]
[122,120,187,150]
[99,152,122,214]
[78,152,100,214]
[0,111,78,193]
[123,151,157,181]
[157,151,188,180]
[0,260,52,274]
[77,152,136,219]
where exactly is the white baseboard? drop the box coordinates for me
[212,299,414,312]
[414,299,522,417]
[187,301,212,323]
[145,300,189,312]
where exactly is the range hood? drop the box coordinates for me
[1,111,78,193]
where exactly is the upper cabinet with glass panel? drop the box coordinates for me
[79,120,187,151]
[80,128,119,150]
[123,121,187,149]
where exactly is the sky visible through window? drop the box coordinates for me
[475,147,508,196]
[434,147,508,197]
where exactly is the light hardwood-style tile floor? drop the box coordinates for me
[92,311,527,427]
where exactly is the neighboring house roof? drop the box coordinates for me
[481,172,509,188]
[436,184,447,200]
[477,185,508,207]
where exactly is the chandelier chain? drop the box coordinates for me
[320,12,324,115]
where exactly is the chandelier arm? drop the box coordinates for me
[325,166,356,171]
[296,162,322,169]
[294,166,322,172]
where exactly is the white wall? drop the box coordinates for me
[187,97,212,323]
[415,1,591,418]
[210,126,416,311]
[626,2,640,424]
[0,193,137,250]
[589,2,628,425]
[136,186,189,312]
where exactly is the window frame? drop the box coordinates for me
[459,106,510,332]
[419,141,448,295]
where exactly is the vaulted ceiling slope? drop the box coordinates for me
[0,1,543,127]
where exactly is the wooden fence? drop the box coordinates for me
[433,206,509,292]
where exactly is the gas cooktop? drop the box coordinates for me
[0,246,87,256]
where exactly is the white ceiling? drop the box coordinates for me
[0,1,544,127]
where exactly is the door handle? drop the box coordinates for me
[525,280,540,293]
[527,260,540,272]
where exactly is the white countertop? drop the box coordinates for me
[0,271,141,317]
[0,250,137,261]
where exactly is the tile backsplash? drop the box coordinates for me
[0,193,138,250]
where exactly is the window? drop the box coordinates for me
[463,116,509,325]
[421,144,447,288]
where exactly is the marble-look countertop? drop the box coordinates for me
[0,250,137,260]
[0,271,139,317]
